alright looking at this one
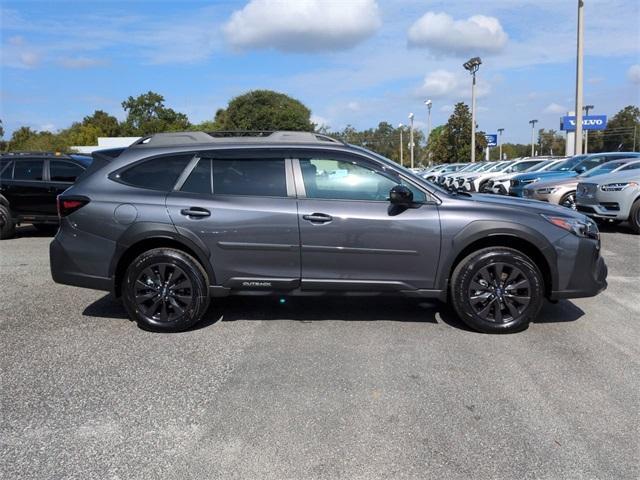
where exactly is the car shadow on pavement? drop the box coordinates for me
[82,294,584,333]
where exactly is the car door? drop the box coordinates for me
[47,159,86,215]
[166,150,301,289]
[7,158,49,217]
[293,150,441,291]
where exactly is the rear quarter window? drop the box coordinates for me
[115,154,194,191]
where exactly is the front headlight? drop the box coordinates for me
[541,214,599,240]
[536,187,559,194]
[600,181,638,192]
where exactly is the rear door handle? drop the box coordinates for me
[303,213,333,223]
[180,207,211,218]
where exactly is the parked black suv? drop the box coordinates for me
[0,152,92,239]
[50,131,607,333]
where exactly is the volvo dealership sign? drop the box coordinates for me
[484,134,498,147]
[560,115,607,131]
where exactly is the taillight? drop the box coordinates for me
[57,196,89,218]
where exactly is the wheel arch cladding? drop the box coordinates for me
[111,223,214,297]
[440,221,557,298]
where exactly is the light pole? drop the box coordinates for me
[529,119,538,156]
[398,123,404,166]
[408,113,415,169]
[463,57,482,162]
[574,0,585,154]
[424,99,432,144]
[497,128,504,160]
[583,104,594,153]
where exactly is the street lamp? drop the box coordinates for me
[583,104,594,153]
[424,99,432,145]
[408,113,415,169]
[574,0,585,154]
[463,56,482,162]
[398,123,404,166]
[497,128,505,160]
[529,119,538,156]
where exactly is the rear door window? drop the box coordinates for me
[181,158,212,195]
[117,154,193,191]
[13,159,44,181]
[50,160,85,183]
[211,158,287,197]
[0,161,12,180]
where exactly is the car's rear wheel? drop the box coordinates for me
[450,247,544,333]
[0,204,16,240]
[629,199,640,234]
[122,248,210,332]
[559,191,577,210]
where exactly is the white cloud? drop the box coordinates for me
[628,64,640,84]
[311,114,330,128]
[543,102,568,114]
[407,12,507,56]
[38,123,56,132]
[224,0,381,52]
[59,57,107,69]
[415,69,490,100]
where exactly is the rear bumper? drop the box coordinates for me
[549,238,607,300]
[50,238,112,292]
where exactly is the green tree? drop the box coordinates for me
[7,127,70,152]
[121,91,190,135]
[214,90,313,131]
[601,105,640,152]
[537,128,565,156]
[82,110,121,137]
[429,102,487,163]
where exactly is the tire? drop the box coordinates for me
[122,248,210,332]
[0,204,16,240]
[559,191,577,210]
[450,247,544,333]
[629,199,640,234]
[33,223,59,235]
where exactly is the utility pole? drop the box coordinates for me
[583,104,594,153]
[398,123,404,166]
[529,119,538,156]
[424,99,432,144]
[574,0,585,154]
[497,128,504,160]
[463,57,482,162]
[408,113,415,169]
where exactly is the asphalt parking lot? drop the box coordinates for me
[1,224,639,480]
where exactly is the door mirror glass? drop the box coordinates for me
[389,184,413,206]
[575,165,587,174]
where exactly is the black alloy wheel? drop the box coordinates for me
[134,263,194,323]
[123,248,210,332]
[450,247,544,333]
[467,262,531,323]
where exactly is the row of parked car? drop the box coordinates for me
[415,151,640,233]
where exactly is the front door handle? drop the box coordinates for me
[303,213,333,223]
[180,207,211,218]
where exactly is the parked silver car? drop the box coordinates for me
[576,167,640,233]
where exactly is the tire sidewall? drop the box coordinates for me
[451,248,544,333]
[630,200,640,234]
[122,248,210,332]
[0,204,15,239]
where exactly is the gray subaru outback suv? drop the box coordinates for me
[50,131,607,333]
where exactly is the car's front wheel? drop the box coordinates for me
[122,248,210,332]
[450,247,544,333]
[559,191,577,210]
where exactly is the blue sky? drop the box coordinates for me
[1,0,639,143]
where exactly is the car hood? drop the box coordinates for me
[578,170,640,186]
[513,170,577,182]
[526,176,581,189]
[465,192,588,219]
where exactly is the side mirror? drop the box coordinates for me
[389,184,413,206]
[575,165,587,174]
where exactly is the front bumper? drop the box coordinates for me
[576,190,629,221]
[549,235,608,300]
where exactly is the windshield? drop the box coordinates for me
[580,160,628,178]
[524,160,550,172]
[537,159,564,171]
[489,161,513,172]
[551,155,588,171]
[512,160,544,173]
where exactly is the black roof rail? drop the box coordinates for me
[130,130,346,148]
